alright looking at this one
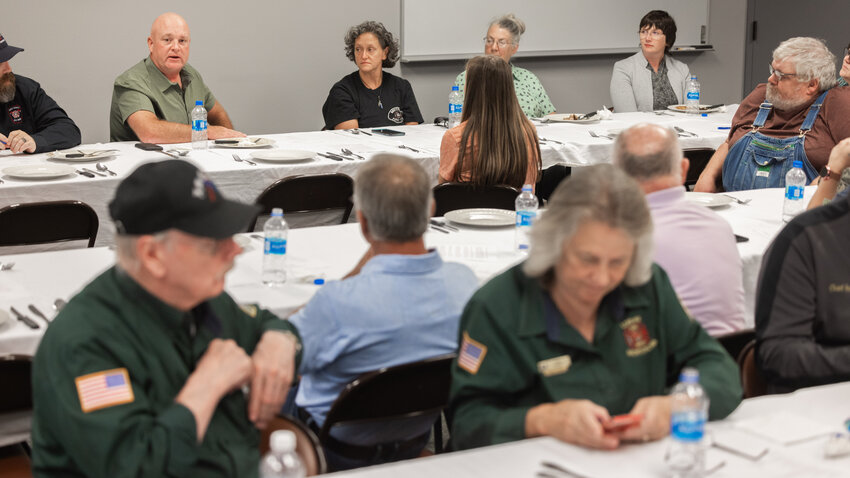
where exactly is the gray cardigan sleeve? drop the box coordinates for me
[610,58,638,113]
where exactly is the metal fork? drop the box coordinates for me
[231,153,257,166]
[539,137,563,145]
[588,131,613,140]
[398,144,420,153]
[674,126,697,137]
[721,194,753,205]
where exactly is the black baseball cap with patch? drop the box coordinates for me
[109,160,260,238]
[0,34,23,63]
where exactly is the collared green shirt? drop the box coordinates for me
[449,263,742,450]
[455,64,555,117]
[109,57,217,142]
[31,267,301,478]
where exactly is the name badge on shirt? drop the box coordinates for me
[537,355,572,377]
[756,165,771,178]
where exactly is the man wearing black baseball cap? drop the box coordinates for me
[31,160,302,477]
[0,33,81,153]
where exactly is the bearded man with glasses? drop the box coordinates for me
[695,37,850,192]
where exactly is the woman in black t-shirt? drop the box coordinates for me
[322,21,423,130]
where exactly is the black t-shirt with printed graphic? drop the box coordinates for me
[322,71,423,130]
[1,74,81,153]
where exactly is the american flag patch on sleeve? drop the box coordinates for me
[458,332,487,374]
[75,368,135,413]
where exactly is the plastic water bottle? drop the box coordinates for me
[262,208,288,286]
[685,76,700,114]
[448,85,463,129]
[665,368,709,478]
[259,430,305,478]
[782,160,806,223]
[191,100,208,149]
[514,184,538,253]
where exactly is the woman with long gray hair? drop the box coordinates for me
[449,164,742,451]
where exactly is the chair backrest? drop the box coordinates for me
[683,148,716,190]
[252,174,354,230]
[716,328,755,363]
[737,340,768,399]
[0,355,33,414]
[433,183,518,217]
[260,414,327,476]
[0,201,98,248]
[319,354,456,448]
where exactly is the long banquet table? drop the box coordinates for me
[0,107,737,247]
[326,381,850,477]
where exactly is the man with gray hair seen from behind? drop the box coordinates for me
[613,123,746,336]
[695,37,850,192]
[285,154,478,471]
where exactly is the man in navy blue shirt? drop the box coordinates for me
[0,33,80,153]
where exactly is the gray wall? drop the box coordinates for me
[3,0,746,144]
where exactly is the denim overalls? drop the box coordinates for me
[721,90,827,191]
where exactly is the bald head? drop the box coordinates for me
[612,123,683,184]
[147,13,190,81]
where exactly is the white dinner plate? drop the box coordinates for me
[685,192,734,208]
[667,104,724,114]
[47,149,117,162]
[542,113,601,124]
[214,137,275,148]
[444,208,515,227]
[2,164,77,180]
[250,149,316,162]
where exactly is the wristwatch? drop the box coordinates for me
[820,165,841,181]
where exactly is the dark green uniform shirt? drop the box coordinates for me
[31,267,301,478]
[449,264,742,450]
[109,57,217,142]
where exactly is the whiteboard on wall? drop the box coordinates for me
[400,0,711,62]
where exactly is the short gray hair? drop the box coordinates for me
[490,13,526,45]
[523,164,654,287]
[353,155,431,242]
[612,123,682,181]
[114,230,171,274]
[773,37,836,91]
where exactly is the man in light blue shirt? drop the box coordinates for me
[287,154,478,470]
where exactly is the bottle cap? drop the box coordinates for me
[271,207,283,217]
[195,100,203,106]
[701,113,708,117]
[451,85,459,91]
[313,278,325,285]
[522,184,533,192]
[269,430,296,453]
[678,367,700,383]
[793,160,803,168]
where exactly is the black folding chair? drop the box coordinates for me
[0,354,34,477]
[683,148,716,190]
[251,173,354,230]
[0,201,98,247]
[716,328,755,363]
[318,354,456,467]
[433,183,518,217]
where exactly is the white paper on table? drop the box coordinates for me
[711,427,770,460]
[733,411,836,445]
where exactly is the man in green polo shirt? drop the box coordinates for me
[31,160,301,477]
[109,12,245,143]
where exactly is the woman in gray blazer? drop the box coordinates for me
[610,10,690,112]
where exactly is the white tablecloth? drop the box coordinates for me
[326,382,850,478]
[0,107,736,247]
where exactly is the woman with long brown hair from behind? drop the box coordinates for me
[439,55,542,191]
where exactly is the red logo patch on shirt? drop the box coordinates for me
[7,105,22,125]
[620,315,658,357]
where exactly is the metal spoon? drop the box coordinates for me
[0,262,14,271]
[165,149,190,157]
[96,163,117,176]
[53,298,67,312]
[231,153,257,166]
[341,148,364,160]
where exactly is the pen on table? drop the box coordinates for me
[717,126,730,130]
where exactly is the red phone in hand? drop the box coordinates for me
[602,413,643,432]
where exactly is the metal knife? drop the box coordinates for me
[704,103,725,110]
[82,167,107,177]
[28,304,51,325]
[76,169,95,178]
[317,153,343,162]
[10,307,40,329]
[581,110,598,119]
[325,151,352,161]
